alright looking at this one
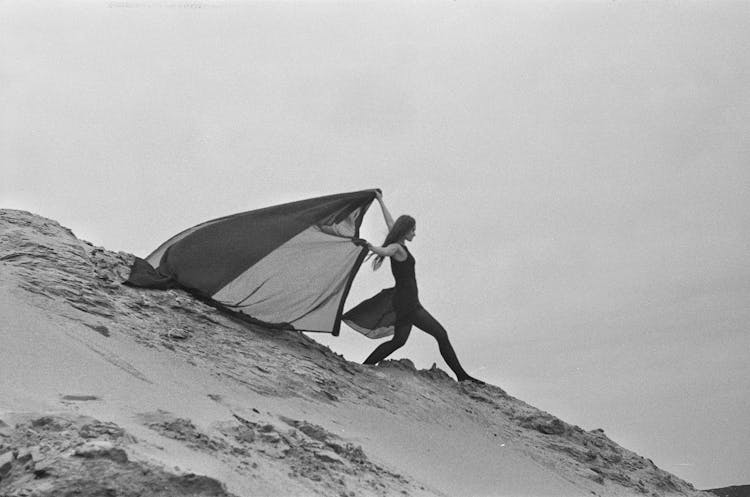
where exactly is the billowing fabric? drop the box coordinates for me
[124,190,378,335]
[343,244,421,339]
[342,288,398,339]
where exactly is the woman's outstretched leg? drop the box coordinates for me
[412,307,483,383]
[363,322,411,365]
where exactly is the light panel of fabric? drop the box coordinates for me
[213,225,361,332]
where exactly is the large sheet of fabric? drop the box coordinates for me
[124,190,377,335]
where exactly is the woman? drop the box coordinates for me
[358,192,484,384]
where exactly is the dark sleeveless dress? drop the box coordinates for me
[342,244,421,338]
[391,244,420,323]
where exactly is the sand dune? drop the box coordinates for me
[0,209,712,497]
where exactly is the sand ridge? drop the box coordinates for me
[0,209,712,497]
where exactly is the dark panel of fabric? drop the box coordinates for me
[331,245,369,336]
[122,257,178,289]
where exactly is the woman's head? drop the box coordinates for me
[389,215,416,243]
[371,215,416,270]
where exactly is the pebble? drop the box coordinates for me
[73,441,128,464]
[0,450,13,476]
[313,449,346,465]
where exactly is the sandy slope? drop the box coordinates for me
[0,209,713,497]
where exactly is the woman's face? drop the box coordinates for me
[405,225,416,241]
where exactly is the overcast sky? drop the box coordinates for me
[2,0,749,489]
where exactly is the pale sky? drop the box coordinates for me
[2,0,749,489]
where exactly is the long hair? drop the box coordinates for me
[371,215,416,270]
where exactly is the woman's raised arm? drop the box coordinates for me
[375,191,394,231]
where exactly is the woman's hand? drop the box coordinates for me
[374,190,394,231]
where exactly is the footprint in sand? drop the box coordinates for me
[61,394,101,402]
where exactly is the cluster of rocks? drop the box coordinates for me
[0,414,231,497]
[512,411,698,496]
[136,408,413,497]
